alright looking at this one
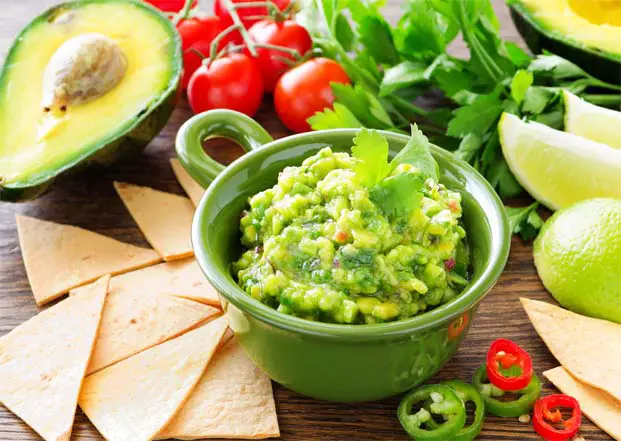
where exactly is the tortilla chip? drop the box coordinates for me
[545,367,621,441]
[114,182,195,261]
[0,275,109,441]
[522,298,621,401]
[170,158,204,207]
[71,258,219,306]
[71,273,221,375]
[79,316,228,441]
[159,338,279,440]
[16,215,161,305]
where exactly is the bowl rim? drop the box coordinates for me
[192,128,511,341]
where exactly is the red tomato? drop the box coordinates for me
[247,19,312,92]
[214,0,290,43]
[177,16,228,89]
[143,0,196,12]
[188,53,264,116]
[274,58,351,133]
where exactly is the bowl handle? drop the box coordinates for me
[175,109,274,189]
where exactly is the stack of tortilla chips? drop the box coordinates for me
[0,161,279,441]
[522,298,621,440]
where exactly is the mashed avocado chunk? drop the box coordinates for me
[233,129,469,324]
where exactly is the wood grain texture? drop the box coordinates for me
[0,0,612,440]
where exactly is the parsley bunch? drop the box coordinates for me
[298,0,621,239]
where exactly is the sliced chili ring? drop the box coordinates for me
[533,394,581,441]
[443,380,485,441]
[398,384,466,441]
[486,338,533,391]
[473,365,541,418]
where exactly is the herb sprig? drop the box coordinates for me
[351,126,435,219]
[298,0,621,239]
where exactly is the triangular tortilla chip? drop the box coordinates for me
[16,215,161,305]
[170,158,204,207]
[544,367,621,441]
[72,258,219,306]
[114,182,195,261]
[79,317,228,441]
[521,298,621,401]
[159,338,279,440]
[71,273,221,375]
[0,275,109,441]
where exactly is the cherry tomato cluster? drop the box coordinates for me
[146,0,350,133]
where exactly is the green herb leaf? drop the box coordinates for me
[454,133,483,163]
[510,70,533,104]
[332,83,394,129]
[320,0,338,35]
[502,41,532,67]
[370,173,425,218]
[447,92,504,138]
[379,61,429,97]
[394,0,459,59]
[358,15,399,65]
[528,54,586,80]
[391,124,439,181]
[522,86,557,114]
[432,58,476,99]
[308,103,364,130]
[533,109,564,130]
[353,51,383,82]
[351,129,391,187]
[485,156,523,198]
[335,13,355,51]
[506,202,544,240]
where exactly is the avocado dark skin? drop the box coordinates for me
[509,4,621,85]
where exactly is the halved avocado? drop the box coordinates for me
[508,0,621,83]
[0,0,182,201]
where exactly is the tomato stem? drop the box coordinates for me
[189,48,208,60]
[216,44,246,58]
[209,23,241,62]
[255,43,302,59]
[230,1,279,13]
[221,0,258,57]
[172,0,195,26]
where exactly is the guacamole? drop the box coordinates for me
[233,136,469,324]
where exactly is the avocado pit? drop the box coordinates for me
[42,33,128,114]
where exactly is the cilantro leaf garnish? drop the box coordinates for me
[391,124,439,181]
[370,173,424,218]
[351,127,437,219]
[351,129,390,187]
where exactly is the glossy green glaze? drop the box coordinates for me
[176,110,510,402]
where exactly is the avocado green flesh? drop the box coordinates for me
[0,0,181,201]
[509,0,621,83]
[232,147,470,325]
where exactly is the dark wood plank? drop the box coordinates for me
[0,0,612,440]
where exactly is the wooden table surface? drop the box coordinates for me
[0,1,611,440]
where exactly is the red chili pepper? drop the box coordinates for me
[533,394,581,441]
[486,338,533,391]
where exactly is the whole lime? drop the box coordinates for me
[534,198,621,323]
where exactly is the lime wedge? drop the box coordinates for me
[564,90,621,149]
[499,112,621,210]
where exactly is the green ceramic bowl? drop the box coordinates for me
[176,110,510,403]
